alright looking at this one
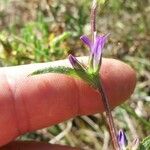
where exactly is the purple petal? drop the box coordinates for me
[117,130,128,148]
[68,54,86,70]
[92,34,108,69]
[69,54,77,66]
[80,35,92,49]
[93,34,108,56]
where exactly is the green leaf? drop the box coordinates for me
[31,66,77,76]
[51,32,71,48]
[138,136,150,150]
[30,66,99,89]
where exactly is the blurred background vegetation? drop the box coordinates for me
[0,0,149,149]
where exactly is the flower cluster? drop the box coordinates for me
[69,34,108,75]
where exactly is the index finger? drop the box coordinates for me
[0,58,136,147]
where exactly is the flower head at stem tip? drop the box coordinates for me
[80,33,109,73]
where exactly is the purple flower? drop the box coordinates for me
[80,34,108,72]
[69,34,108,74]
[117,130,128,149]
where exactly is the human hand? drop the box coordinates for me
[0,58,136,150]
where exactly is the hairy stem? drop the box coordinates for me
[91,0,97,42]
[98,80,120,150]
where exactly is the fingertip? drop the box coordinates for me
[13,58,137,131]
[101,58,136,106]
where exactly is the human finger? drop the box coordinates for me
[0,58,136,147]
[0,141,80,150]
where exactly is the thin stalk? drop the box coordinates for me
[91,0,119,150]
[89,0,97,70]
[90,1,120,149]
[98,80,120,150]
[91,0,97,42]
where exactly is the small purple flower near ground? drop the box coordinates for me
[117,130,128,149]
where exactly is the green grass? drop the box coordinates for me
[0,0,149,149]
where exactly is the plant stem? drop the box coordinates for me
[91,0,97,42]
[98,80,120,150]
[90,1,120,148]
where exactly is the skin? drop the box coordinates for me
[0,58,136,150]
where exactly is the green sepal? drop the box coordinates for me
[75,70,99,89]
